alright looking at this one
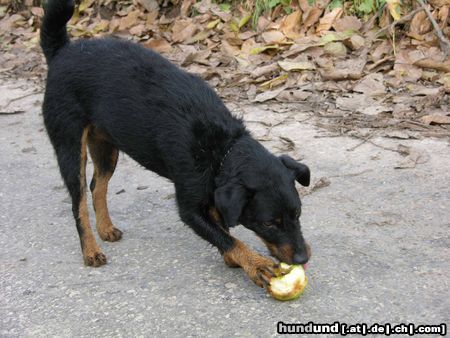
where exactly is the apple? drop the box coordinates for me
[268,263,308,301]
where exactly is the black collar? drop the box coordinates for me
[218,138,239,173]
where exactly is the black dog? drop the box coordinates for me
[40,0,311,287]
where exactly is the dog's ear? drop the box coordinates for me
[214,183,247,227]
[280,155,310,187]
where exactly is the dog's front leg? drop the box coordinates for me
[180,210,278,288]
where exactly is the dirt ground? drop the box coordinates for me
[0,76,449,337]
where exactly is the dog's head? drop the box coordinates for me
[215,153,311,265]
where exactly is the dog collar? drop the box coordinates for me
[218,141,237,173]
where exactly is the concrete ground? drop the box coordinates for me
[0,78,449,337]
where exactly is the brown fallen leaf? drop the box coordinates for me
[279,10,302,39]
[394,50,423,82]
[253,86,287,102]
[353,73,386,96]
[319,68,362,81]
[172,19,197,43]
[394,147,429,169]
[180,0,193,17]
[259,74,289,90]
[344,34,365,50]
[119,10,141,31]
[250,63,279,78]
[143,38,172,53]
[262,30,287,44]
[137,0,159,12]
[384,130,420,139]
[302,7,322,33]
[410,10,431,35]
[278,60,315,71]
[407,84,443,96]
[332,15,362,32]
[420,114,450,125]
[130,24,145,36]
[414,59,450,73]
[181,49,211,66]
[317,8,343,33]
[30,7,44,18]
[250,45,280,55]
[323,42,347,57]
[276,89,312,102]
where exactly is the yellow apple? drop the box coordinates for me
[268,263,308,301]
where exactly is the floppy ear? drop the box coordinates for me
[280,155,310,187]
[214,183,247,228]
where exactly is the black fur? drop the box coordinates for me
[41,0,311,265]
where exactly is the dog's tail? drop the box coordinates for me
[40,0,75,62]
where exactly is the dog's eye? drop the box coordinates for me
[262,221,273,228]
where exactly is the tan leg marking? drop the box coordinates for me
[79,128,106,266]
[88,129,122,242]
[223,238,278,288]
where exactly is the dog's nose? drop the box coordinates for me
[292,252,309,265]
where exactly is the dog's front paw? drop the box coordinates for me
[99,227,123,242]
[83,250,107,267]
[247,257,279,288]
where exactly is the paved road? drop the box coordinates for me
[1,78,449,337]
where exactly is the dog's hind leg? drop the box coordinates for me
[44,107,106,266]
[87,129,122,242]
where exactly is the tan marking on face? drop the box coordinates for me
[260,237,295,263]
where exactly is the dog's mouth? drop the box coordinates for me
[262,240,311,267]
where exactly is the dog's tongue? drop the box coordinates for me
[302,263,309,270]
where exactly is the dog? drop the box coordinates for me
[40,0,311,288]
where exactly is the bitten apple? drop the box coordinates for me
[268,263,308,301]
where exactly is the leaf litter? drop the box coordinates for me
[0,0,448,142]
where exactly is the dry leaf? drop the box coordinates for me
[394,147,429,169]
[250,45,280,55]
[221,40,240,56]
[130,24,145,36]
[259,74,289,90]
[172,20,197,42]
[250,63,279,78]
[138,0,159,12]
[276,89,312,102]
[353,73,386,96]
[323,42,347,57]
[279,10,302,39]
[119,10,140,31]
[345,34,365,50]
[410,11,431,35]
[253,86,286,102]
[394,50,422,82]
[420,114,450,125]
[302,7,322,32]
[278,60,315,71]
[262,31,286,44]
[317,8,343,33]
[207,19,221,29]
[386,0,401,21]
[30,7,44,17]
[143,38,172,53]
[180,0,193,17]
[407,84,443,96]
[332,16,362,32]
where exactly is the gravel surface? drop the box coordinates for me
[1,78,449,337]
